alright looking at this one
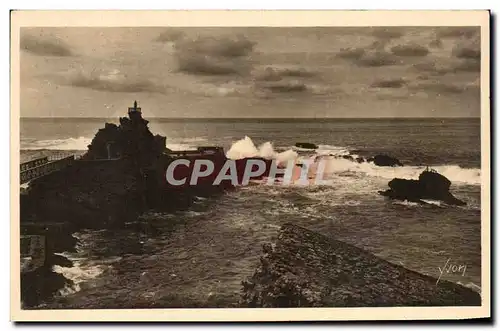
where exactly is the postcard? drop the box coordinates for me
[11,10,490,322]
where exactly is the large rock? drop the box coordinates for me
[367,154,403,167]
[21,104,165,229]
[82,111,167,167]
[18,103,285,306]
[240,224,480,307]
[295,142,318,150]
[21,103,284,228]
[21,265,72,308]
[20,223,76,308]
[378,168,466,205]
[22,158,142,228]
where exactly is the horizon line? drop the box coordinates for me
[20,116,481,119]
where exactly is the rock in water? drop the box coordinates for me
[378,168,466,206]
[83,110,167,166]
[367,154,403,167]
[295,142,318,150]
[240,224,480,307]
[21,101,281,228]
[419,169,451,192]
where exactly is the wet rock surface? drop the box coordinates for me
[20,223,76,308]
[295,142,318,149]
[83,112,167,165]
[378,169,466,205]
[367,154,403,167]
[240,223,480,307]
[21,265,72,308]
[19,105,282,307]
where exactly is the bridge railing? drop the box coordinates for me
[20,155,76,184]
[20,157,49,172]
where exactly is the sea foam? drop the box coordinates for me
[22,136,92,151]
[227,136,481,186]
[226,136,298,164]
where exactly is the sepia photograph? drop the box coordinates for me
[10,10,490,321]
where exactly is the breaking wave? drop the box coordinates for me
[392,200,422,207]
[226,136,298,164]
[166,137,208,151]
[21,134,481,186]
[226,136,480,186]
[315,156,480,186]
[22,136,92,151]
[21,136,210,152]
[166,143,198,151]
[53,256,107,295]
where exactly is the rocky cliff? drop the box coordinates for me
[378,169,466,205]
[82,113,167,166]
[240,224,480,307]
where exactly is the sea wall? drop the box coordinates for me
[240,223,481,307]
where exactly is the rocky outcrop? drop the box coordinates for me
[378,169,466,205]
[82,112,167,167]
[18,103,291,307]
[295,142,318,150]
[339,154,365,163]
[367,154,403,167]
[21,105,166,228]
[21,158,142,228]
[325,153,399,166]
[240,224,480,307]
[21,265,72,308]
[20,223,76,308]
[21,103,285,228]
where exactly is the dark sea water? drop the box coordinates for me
[20,117,482,308]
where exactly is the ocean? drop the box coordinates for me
[20,117,481,308]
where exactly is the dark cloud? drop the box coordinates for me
[428,38,443,49]
[175,35,255,57]
[336,39,391,57]
[390,44,429,57]
[262,82,307,93]
[435,27,479,39]
[176,55,249,76]
[371,78,407,88]
[410,81,470,94]
[154,29,186,42]
[369,40,389,50]
[355,51,401,67]
[371,27,404,40]
[255,68,283,82]
[251,66,321,97]
[337,42,401,67]
[411,62,449,75]
[336,48,365,60]
[452,42,480,60]
[255,66,316,82]
[412,58,480,75]
[255,81,308,94]
[171,34,256,76]
[20,35,73,57]
[416,74,430,80]
[452,59,480,72]
[372,77,480,99]
[55,69,167,94]
[278,68,316,78]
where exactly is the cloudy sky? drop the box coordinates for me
[19,26,480,118]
